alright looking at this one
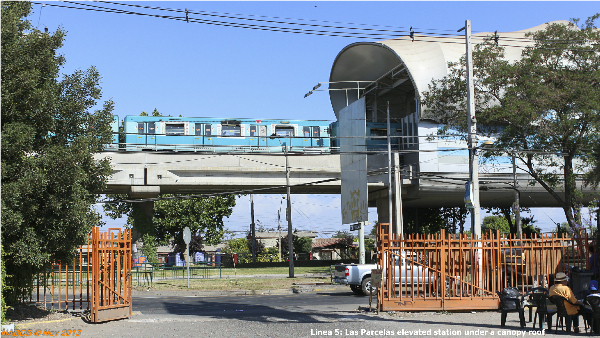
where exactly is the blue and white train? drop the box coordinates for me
[105,115,403,153]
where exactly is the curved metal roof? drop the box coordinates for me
[329,20,571,119]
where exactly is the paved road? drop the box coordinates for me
[13,287,564,337]
[133,287,371,319]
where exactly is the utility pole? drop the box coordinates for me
[513,155,522,238]
[250,194,256,264]
[460,20,481,238]
[285,146,294,278]
[386,101,394,238]
[359,222,365,264]
[460,19,482,292]
[278,209,282,262]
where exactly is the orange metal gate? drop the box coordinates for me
[33,227,132,322]
[91,227,132,322]
[377,224,591,312]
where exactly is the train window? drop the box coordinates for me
[313,126,320,137]
[137,122,145,134]
[148,123,156,134]
[221,125,241,137]
[303,127,310,137]
[195,123,203,136]
[205,124,212,136]
[165,123,185,135]
[371,128,387,140]
[250,125,257,137]
[275,126,294,137]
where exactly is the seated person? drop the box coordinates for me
[549,272,585,333]
[586,280,600,332]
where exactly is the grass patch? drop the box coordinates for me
[136,277,330,291]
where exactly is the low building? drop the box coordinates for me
[312,238,357,260]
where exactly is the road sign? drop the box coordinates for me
[183,227,191,244]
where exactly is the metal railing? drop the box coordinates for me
[377,224,597,312]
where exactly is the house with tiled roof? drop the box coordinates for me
[312,238,357,260]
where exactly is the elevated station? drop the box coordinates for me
[95,20,595,227]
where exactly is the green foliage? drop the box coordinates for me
[332,230,354,239]
[222,239,278,263]
[140,233,159,264]
[223,238,250,257]
[1,246,10,324]
[440,207,469,234]
[1,2,113,304]
[278,234,313,255]
[403,208,447,234]
[294,237,313,254]
[104,194,236,253]
[482,216,510,233]
[554,222,573,237]
[153,194,236,249]
[422,16,600,230]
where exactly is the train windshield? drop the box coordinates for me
[165,123,185,135]
[275,126,294,137]
[221,124,241,137]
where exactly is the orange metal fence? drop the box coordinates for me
[377,224,597,311]
[33,243,92,311]
[32,227,132,322]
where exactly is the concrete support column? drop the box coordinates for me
[131,201,154,260]
[376,197,390,225]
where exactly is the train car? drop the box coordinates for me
[103,115,120,151]
[123,116,331,153]
[329,121,403,151]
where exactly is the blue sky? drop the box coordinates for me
[30,1,598,236]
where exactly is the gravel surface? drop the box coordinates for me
[8,309,564,338]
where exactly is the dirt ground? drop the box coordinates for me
[4,304,81,325]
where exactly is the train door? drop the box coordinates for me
[133,122,156,150]
[301,126,312,149]
[193,123,204,148]
[146,122,157,149]
[300,126,324,148]
[249,125,260,147]
[258,125,268,147]
[204,124,213,147]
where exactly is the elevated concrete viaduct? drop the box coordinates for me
[95,152,591,226]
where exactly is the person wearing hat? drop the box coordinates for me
[549,272,585,333]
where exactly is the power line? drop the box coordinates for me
[33,1,599,52]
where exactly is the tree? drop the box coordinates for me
[332,230,354,240]
[222,238,250,254]
[104,194,237,255]
[1,2,114,303]
[440,207,469,234]
[294,237,313,254]
[278,234,313,256]
[422,16,600,230]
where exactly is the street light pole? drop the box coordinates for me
[462,19,481,238]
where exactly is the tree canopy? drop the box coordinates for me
[422,16,600,230]
[1,2,114,303]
